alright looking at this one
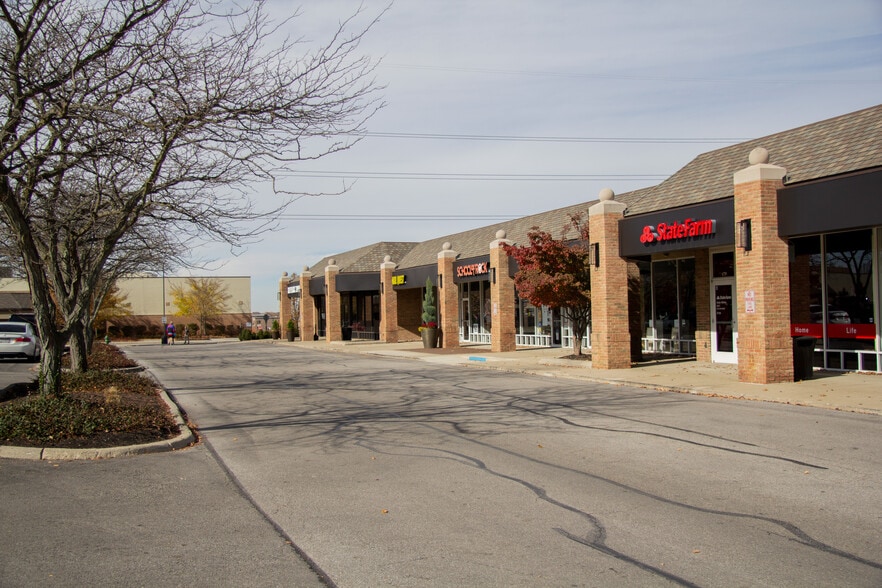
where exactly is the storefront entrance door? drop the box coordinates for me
[711,278,738,363]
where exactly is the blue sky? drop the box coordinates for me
[194,1,882,311]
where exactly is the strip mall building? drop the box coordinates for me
[282,105,882,383]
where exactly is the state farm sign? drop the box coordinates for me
[640,218,716,244]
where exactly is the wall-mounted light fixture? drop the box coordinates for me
[588,243,600,268]
[380,281,384,294]
[438,274,443,288]
[737,219,752,251]
[490,267,497,284]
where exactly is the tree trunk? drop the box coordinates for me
[572,317,585,356]
[84,324,95,355]
[68,325,89,373]
[38,337,66,397]
[566,307,589,356]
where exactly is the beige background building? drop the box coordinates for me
[0,275,252,337]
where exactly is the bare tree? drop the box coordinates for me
[0,0,382,394]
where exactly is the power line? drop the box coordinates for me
[383,62,877,86]
[277,213,521,221]
[355,131,748,144]
[278,170,667,181]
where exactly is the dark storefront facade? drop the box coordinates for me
[782,169,881,372]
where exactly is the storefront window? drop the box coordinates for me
[712,251,734,278]
[649,259,695,339]
[460,281,491,342]
[790,230,876,371]
[340,292,380,340]
[516,297,537,335]
[789,236,823,326]
[825,230,874,368]
[640,257,696,353]
[315,295,326,338]
[639,260,652,337]
[653,261,678,338]
[677,259,696,340]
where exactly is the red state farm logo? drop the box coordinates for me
[640,218,716,244]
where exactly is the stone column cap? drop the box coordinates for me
[381,254,397,270]
[589,188,627,216]
[490,230,512,249]
[734,147,786,184]
[438,241,458,258]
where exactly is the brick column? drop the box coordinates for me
[299,268,315,341]
[278,272,292,330]
[694,254,711,362]
[325,259,342,342]
[733,147,792,383]
[588,188,631,369]
[490,230,516,352]
[379,255,399,342]
[438,242,459,349]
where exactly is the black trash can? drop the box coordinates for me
[161,334,168,345]
[793,336,816,381]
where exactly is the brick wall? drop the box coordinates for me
[278,274,291,330]
[588,193,631,369]
[299,272,315,341]
[396,289,422,342]
[438,246,459,348]
[380,261,399,342]
[490,235,516,352]
[694,253,711,361]
[325,265,342,342]
[733,152,793,383]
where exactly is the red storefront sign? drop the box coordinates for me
[456,262,489,278]
[791,324,823,338]
[639,218,716,244]
[790,323,875,339]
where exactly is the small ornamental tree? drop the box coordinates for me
[421,277,437,329]
[503,214,592,355]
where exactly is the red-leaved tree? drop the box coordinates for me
[503,214,592,355]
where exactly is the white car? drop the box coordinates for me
[0,321,42,362]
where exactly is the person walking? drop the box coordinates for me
[166,321,176,345]
[183,325,190,344]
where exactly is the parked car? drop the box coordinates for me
[0,321,42,362]
[809,304,851,324]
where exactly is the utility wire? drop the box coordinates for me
[277,213,520,221]
[383,62,878,85]
[277,170,667,181]
[354,131,748,144]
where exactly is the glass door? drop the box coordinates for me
[711,278,737,363]
[460,290,470,342]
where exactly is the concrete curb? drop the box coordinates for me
[0,388,196,461]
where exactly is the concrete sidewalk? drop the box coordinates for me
[280,339,882,416]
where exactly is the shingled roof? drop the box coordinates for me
[307,242,418,274]
[393,186,654,269]
[0,291,34,315]
[624,104,882,216]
